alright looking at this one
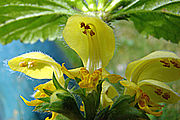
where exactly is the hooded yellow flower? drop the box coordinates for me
[8,15,123,117]
[120,51,180,116]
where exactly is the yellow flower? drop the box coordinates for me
[20,80,57,119]
[62,15,122,107]
[8,15,123,114]
[120,51,180,116]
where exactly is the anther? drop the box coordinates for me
[83,30,87,35]
[160,59,170,68]
[81,22,85,28]
[170,59,180,68]
[85,25,91,29]
[19,61,27,67]
[90,30,95,36]
[154,88,163,95]
[162,93,170,100]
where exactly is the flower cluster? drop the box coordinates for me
[8,15,180,120]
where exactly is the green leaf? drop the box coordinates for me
[94,106,110,120]
[108,0,180,43]
[0,0,78,45]
[108,95,150,120]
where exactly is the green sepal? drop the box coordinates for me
[33,102,50,112]
[43,89,53,96]
[73,80,104,120]
[94,106,110,120]
[49,95,84,120]
[54,114,70,120]
[37,97,50,103]
[65,78,71,89]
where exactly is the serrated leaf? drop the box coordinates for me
[108,95,150,120]
[0,0,78,45]
[109,0,180,43]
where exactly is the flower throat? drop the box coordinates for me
[80,22,102,73]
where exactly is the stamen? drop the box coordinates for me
[80,22,102,73]
[160,59,170,68]
[19,61,27,67]
[81,22,85,28]
[162,92,170,100]
[90,30,95,36]
[83,30,87,35]
[170,59,180,68]
[154,88,163,95]
[85,25,91,29]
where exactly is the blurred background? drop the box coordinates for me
[0,20,179,120]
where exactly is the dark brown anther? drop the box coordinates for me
[154,88,163,95]
[162,93,170,100]
[83,30,87,35]
[85,25,91,29]
[170,59,180,68]
[90,30,95,36]
[160,60,170,68]
[81,22,85,28]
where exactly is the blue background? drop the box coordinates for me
[0,40,69,120]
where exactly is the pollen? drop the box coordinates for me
[162,92,170,100]
[19,61,27,67]
[154,88,163,95]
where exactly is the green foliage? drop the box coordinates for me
[72,80,104,120]
[109,0,180,43]
[0,0,77,44]
[0,0,179,44]
[95,95,150,120]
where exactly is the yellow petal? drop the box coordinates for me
[101,81,118,108]
[125,51,180,83]
[20,96,43,106]
[8,52,64,86]
[105,74,124,83]
[138,80,180,104]
[120,80,139,96]
[34,80,56,94]
[45,112,58,120]
[61,63,81,79]
[63,15,115,73]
